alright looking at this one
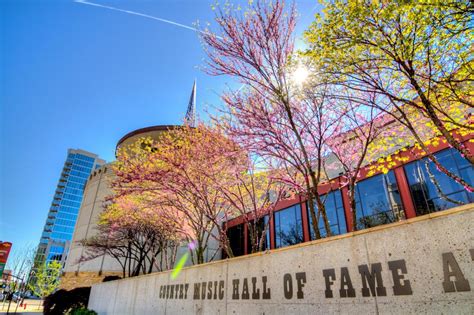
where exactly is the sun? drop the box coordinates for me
[291,65,309,86]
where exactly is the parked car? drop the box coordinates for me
[24,292,41,300]
[12,292,24,302]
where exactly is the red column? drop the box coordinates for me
[269,213,275,249]
[341,186,354,232]
[394,167,417,219]
[300,200,310,242]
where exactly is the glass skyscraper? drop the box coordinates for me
[35,149,105,266]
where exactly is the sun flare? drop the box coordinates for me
[292,65,309,86]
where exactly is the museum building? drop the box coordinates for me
[224,135,474,256]
[62,81,474,290]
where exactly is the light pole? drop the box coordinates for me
[12,274,25,314]
[4,272,23,315]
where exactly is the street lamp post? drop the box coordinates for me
[4,272,23,315]
[13,274,24,314]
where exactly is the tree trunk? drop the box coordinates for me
[349,181,358,231]
[281,98,331,238]
[307,191,322,240]
[314,191,331,237]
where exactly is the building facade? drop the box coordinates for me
[35,149,105,267]
[61,82,203,289]
[61,164,123,289]
[62,132,474,289]
[225,138,474,256]
[62,127,179,289]
[62,125,223,289]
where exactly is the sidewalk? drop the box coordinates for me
[0,299,43,314]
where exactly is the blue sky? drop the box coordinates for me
[0,0,320,266]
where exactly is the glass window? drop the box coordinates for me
[50,245,64,254]
[355,170,405,230]
[47,253,63,261]
[59,206,79,214]
[308,190,347,239]
[75,154,95,163]
[70,170,90,178]
[226,224,245,257]
[53,225,74,233]
[65,187,82,195]
[274,204,303,248]
[66,182,84,190]
[404,148,474,215]
[246,216,269,253]
[68,175,88,184]
[63,193,83,202]
[51,231,73,241]
[61,199,82,208]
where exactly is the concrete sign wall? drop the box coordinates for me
[88,205,474,314]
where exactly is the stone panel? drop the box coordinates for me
[88,205,474,314]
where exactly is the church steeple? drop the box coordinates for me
[185,80,196,127]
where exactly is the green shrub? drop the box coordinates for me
[68,306,97,315]
[43,287,91,315]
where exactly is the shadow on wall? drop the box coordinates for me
[44,276,121,315]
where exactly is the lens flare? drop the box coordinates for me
[170,241,197,279]
[171,252,189,280]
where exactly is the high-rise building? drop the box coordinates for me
[35,149,105,267]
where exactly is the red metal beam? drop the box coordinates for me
[394,166,417,219]
[300,200,310,242]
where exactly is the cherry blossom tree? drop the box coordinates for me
[112,124,250,263]
[326,90,394,230]
[216,157,289,254]
[201,0,344,239]
[109,121,296,262]
[80,194,183,277]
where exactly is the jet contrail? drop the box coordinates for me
[74,0,219,38]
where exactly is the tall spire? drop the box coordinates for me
[185,80,196,127]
